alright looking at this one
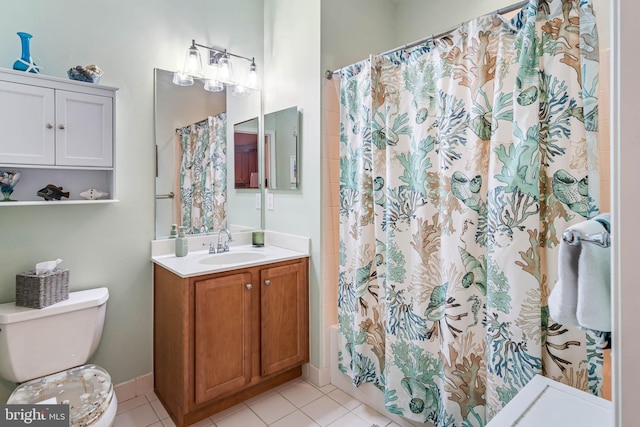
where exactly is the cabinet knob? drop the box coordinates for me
[246,283,252,290]
[58,124,65,130]
[265,280,271,286]
[46,123,53,129]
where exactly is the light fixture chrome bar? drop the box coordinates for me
[193,43,254,64]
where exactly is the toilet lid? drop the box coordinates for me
[8,364,114,426]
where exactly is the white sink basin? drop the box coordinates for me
[198,251,266,265]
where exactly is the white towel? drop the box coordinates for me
[548,213,611,332]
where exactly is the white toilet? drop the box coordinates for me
[0,287,117,427]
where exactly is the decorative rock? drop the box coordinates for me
[79,188,109,200]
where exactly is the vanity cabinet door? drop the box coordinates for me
[0,80,55,165]
[194,272,254,404]
[55,90,113,167]
[260,260,309,377]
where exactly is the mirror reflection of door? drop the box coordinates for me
[264,106,298,190]
[233,118,259,189]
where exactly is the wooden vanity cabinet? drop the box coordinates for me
[153,257,309,427]
[194,271,253,404]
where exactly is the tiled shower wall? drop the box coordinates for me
[320,50,612,371]
[599,49,611,213]
[321,78,341,371]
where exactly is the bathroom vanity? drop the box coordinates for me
[152,240,309,427]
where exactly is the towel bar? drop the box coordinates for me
[155,192,175,199]
[562,229,611,248]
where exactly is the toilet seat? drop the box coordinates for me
[7,364,115,426]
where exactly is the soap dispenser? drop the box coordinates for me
[169,224,178,238]
[175,226,188,257]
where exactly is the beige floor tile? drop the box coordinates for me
[215,407,266,427]
[114,404,160,427]
[269,410,320,427]
[249,393,297,424]
[327,388,361,411]
[280,381,324,408]
[117,395,148,414]
[326,412,371,427]
[300,396,348,426]
[351,404,391,426]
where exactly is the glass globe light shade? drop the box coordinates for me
[182,41,204,78]
[204,79,224,92]
[217,53,234,85]
[172,71,193,86]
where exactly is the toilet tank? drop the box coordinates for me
[0,287,109,383]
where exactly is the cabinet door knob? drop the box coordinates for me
[58,124,66,130]
[264,280,271,286]
[246,283,252,290]
[46,123,53,129]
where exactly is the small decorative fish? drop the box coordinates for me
[36,184,70,201]
[79,188,109,200]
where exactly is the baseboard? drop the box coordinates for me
[114,372,154,402]
[302,362,331,387]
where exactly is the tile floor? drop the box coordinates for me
[114,377,402,427]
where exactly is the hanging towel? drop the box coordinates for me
[548,213,611,332]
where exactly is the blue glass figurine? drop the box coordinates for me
[13,32,41,73]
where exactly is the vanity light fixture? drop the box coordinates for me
[216,51,234,85]
[182,40,204,78]
[204,78,224,92]
[174,40,258,94]
[245,59,258,89]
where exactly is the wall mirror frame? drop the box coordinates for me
[154,68,263,239]
[264,106,300,191]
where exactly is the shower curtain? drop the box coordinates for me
[177,113,227,234]
[337,0,602,425]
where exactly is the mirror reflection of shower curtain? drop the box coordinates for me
[175,112,227,234]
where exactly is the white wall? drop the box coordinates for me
[395,0,610,49]
[263,0,323,375]
[613,1,639,424]
[321,0,397,73]
[0,0,263,401]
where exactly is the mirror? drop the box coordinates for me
[264,106,299,190]
[154,68,262,238]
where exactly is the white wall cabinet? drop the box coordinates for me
[0,67,117,205]
[54,91,113,167]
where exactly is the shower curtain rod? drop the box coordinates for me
[324,0,529,80]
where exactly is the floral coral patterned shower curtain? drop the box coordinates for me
[337,0,602,425]
[177,112,227,234]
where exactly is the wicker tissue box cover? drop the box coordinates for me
[16,268,69,309]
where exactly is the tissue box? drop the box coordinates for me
[15,268,69,309]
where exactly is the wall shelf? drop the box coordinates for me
[0,199,119,207]
[0,67,117,205]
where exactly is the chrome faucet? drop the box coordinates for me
[202,241,217,254]
[217,229,233,253]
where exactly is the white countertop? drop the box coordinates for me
[151,231,310,278]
